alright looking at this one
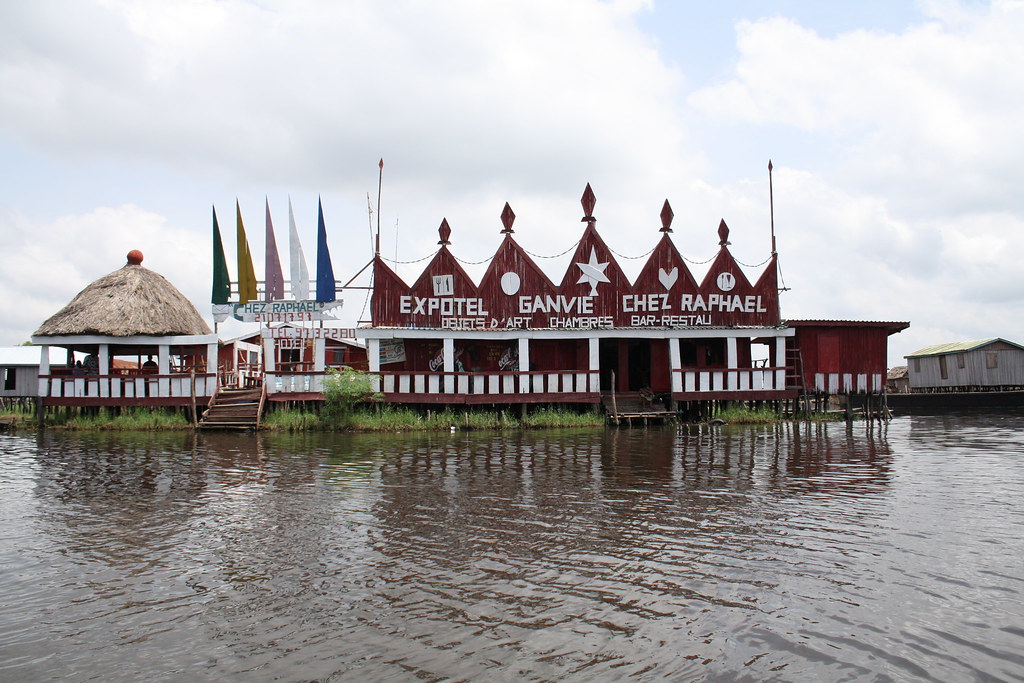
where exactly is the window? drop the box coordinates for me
[913,358,921,373]
[939,355,948,380]
[987,352,999,369]
[957,353,965,369]
[3,368,14,391]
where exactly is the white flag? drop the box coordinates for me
[288,196,310,300]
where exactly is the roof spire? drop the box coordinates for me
[660,200,674,233]
[501,202,515,234]
[438,218,452,245]
[580,183,596,225]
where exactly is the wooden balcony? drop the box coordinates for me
[671,365,796,401]
[266,369,602,404]
[38,371,218,407]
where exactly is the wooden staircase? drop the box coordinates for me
[198,383,266,430]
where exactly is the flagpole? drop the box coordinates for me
[375,158,383,257]
[768,159,776,255]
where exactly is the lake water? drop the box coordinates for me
[1,411,1023,681]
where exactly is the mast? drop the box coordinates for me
[375,158,383,257]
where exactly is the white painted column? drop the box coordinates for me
[443,338,455,393]
[313,339,326,371]
[207,341,219,396]
[726,337,738,391]
[669,337,682,393]
[518,337,531,393]
[262,338,275,372]
[775,336,787,391]
[98,344,110,397]
[312,338,326,393]
[588,337,600,393]
[158,344,170,397]
[38,345,49,397]
[261,337,275,392]
[367,339,381,392]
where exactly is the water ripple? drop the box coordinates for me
[1,415,1023,680]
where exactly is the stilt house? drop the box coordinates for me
[31,250,220,407]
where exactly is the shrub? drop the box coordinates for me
[322,367,383,417]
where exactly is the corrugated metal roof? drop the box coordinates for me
[785,319,910,331]
[905,338,1024,358]
[0,346,69,366]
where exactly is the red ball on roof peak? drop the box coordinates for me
[127,250,144,265]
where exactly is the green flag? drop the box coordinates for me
[212,206,231,304]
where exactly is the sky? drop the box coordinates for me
[1,0,1022,367]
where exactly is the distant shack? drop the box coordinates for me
[905,338,1024,392]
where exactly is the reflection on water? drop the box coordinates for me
[1,415,1022,681]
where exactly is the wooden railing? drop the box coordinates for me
[378,370,600,397]
[671,366,789,394]
[40,372,218,400]
[812,372,884,394]
[265,369,601,397]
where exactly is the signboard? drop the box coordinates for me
[371,223,779,330]
[230,300,343,323]
[379,339,406,365]
[266,326,358,341]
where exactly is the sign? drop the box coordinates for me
[232,300,343,323]
[379,339,406,365]
[266,326,358,340]
[371,220,780,330]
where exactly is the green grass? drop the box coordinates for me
[262,404,605,432]
[56,408,192,430]
[523,407,604,428]
[713,404,782,424]
[262,408,325,431]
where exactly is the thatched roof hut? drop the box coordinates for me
[34,250,212,337]
[30,250,222,408]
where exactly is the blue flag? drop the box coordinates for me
[315,197,336,302]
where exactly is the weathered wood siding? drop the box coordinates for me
[909,343,1024,389]
[0,366,43,398]
[370,219,780,330]
[790,322,907,394]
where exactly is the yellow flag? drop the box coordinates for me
[236,200,258,304]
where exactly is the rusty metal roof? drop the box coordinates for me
[905,338,1024,358]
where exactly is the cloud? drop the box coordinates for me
[2,0,1023,372]
[0,0,690,194]
[688,2,1024,218]
[0,204,210,343]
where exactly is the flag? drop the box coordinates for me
[288,196,310,300]
[236,200,259,304]
[315,196,336,302]
[264,198,284,301]
[211,206,232,304]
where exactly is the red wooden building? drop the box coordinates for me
[361,186,801,409]
[786,320,910,395]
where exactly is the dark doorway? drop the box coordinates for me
[599,339,618,391]
[627,339,651,390]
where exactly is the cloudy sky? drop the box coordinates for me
[1,0,1021,366]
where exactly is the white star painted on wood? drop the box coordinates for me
[576,247,610,296]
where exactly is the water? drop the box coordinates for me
[1,412,1023,681]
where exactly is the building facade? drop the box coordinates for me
[906,338,1024,392]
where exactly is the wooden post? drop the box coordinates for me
[190,368,198,427]
[610,370,619,425]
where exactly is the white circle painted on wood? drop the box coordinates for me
[717,272,736,292]
[500,272,521,295]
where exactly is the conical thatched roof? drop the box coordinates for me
[34,251,213,337]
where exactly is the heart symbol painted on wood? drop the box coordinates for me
[658,267,678,290]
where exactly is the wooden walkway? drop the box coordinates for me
[603,392,676,426]
[198,384,266,430]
